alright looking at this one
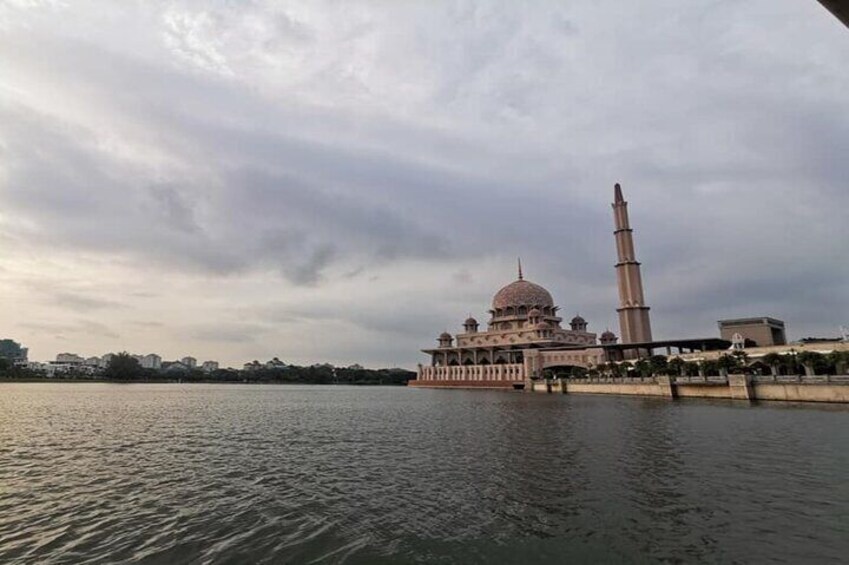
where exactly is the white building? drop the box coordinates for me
[56,353,85,365]
[99,353,115,368]
[140,354,162,370]
[201,360,219,372]
[181,356,197,369]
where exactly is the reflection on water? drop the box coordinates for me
[1,384,848,563]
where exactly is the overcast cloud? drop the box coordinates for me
[0,0,847,368]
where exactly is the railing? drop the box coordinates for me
[674,376,728,384]
[750,374,849,384]
[568,376,656,384]
[562,375,849,385]
[418,364,524,382]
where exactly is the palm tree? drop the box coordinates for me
[797,351,822,377]
[731,350,749,367]
[649,355,669,376]
[761,353,784,377]
[716,354,738,377]
[667,357,687,377]
[826,350,848,375]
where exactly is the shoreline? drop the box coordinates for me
[0,378,408,385]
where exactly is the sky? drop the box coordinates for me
[0,0,847,369]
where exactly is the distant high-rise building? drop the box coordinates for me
[0,339,28,363]
[612,183,653,346]
[181,356,197,369]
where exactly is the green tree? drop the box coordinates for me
[104,352,144,380]
[699,359,719,377]
[667,357,687,376]
[649,355,669,376]
[761,353,784,376]
[797,351,823,377]
[634,359,651,378]
[827,350,848,375]
[731,350,749,366]
[569,366,587,379]
[716,354,739,376]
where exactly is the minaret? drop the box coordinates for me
[612,183,653,345]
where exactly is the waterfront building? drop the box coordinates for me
[181,356,197,369]
[201,360,219,372]
[718,317,786,347]
[412,183,724,389]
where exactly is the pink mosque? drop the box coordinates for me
[411,183,655,389]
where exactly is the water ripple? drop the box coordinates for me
[1,384,848,563]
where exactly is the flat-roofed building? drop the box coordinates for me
[718,317,786,347]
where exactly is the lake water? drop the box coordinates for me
[1,384,848,564]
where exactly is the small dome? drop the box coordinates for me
[528,307,541,317]
[464,317,478,325]
[571,315,586,324]
[492,279,554,311]
[439,332,452,339]
[601,330,616,339]
[536,321,552,330]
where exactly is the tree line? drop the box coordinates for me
[0,352,416,385]
[546,350,849,379]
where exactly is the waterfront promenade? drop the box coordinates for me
[528,374,849,403]
[412,371,849,403]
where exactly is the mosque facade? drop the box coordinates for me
[412,184,650,389]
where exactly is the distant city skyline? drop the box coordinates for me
[1,1,847,368]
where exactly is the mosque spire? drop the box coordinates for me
[517,257,523,280]
[612,182,652,348]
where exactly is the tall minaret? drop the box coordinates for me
[612,183,652,344]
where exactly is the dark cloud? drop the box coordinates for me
[0,1,847,365]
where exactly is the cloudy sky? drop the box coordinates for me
[1,1,847,368]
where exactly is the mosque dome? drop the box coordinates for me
[492,279,554,311]
[439,331,452,339]
[464,317,478,326]
[571,315,586,325]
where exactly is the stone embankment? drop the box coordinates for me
[530,375,849,403]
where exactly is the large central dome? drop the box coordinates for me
[492,279,554,310]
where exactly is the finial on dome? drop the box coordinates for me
[614,183,624,203]
[517,257,523,280]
